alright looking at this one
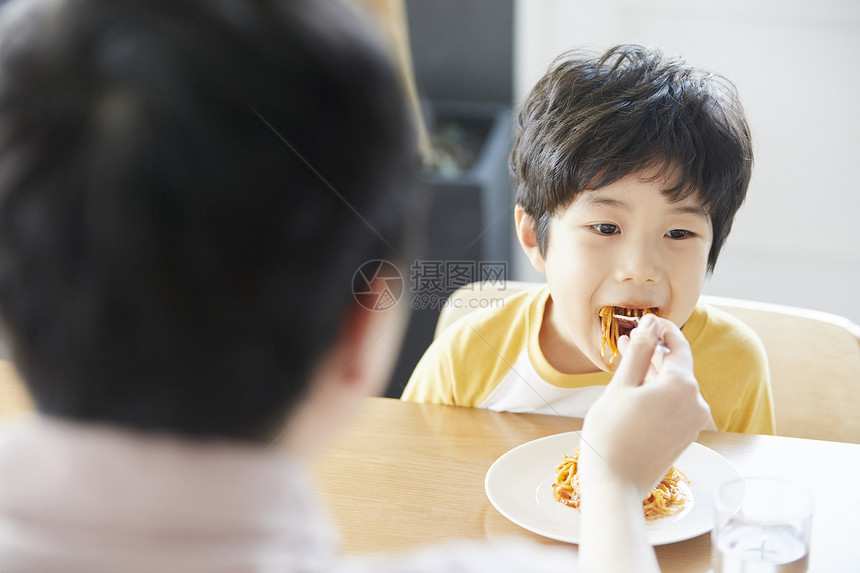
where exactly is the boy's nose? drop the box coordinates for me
[615,241,662,285]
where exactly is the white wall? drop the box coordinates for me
[512,0,860,324]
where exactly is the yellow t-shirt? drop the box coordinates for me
[401,285,775,434]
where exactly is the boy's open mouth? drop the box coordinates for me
[598,306,659,366]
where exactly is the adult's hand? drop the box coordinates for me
[577,314,710,573]
[580,313,710,496]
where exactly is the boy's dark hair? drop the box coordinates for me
[510,44,752,272]
[0,0,417,441]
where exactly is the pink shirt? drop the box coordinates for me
[0,417,576,572]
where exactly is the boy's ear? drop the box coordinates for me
[515,205,546,274]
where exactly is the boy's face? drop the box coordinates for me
[517,169,713,374]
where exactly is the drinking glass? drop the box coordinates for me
[712,477,813,573]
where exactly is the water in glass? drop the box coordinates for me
[713,523,808,573]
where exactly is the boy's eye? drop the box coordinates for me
[666,229,692,239]
[592,224,619,235]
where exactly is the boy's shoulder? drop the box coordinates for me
[402,284,549,405]
[424,283,549,371]
[685,299,768,365]
[687,299,775,434]
[435,283,549,343]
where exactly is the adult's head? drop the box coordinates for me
[0,0,417,442]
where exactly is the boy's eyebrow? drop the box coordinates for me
[670,203,709,219]
[577,194,708,218]
[576,194,625,209]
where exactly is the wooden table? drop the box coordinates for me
[311,397,860,572]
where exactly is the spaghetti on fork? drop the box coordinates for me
[599,306,657,366]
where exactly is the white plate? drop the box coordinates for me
[485,432,740,545]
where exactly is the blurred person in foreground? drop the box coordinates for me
[0,0,708,571]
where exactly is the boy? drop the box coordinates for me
[0,2,709,571]
[403,45,775,435]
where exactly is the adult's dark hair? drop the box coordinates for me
[510,44,753,272]
[0,0,417,441]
